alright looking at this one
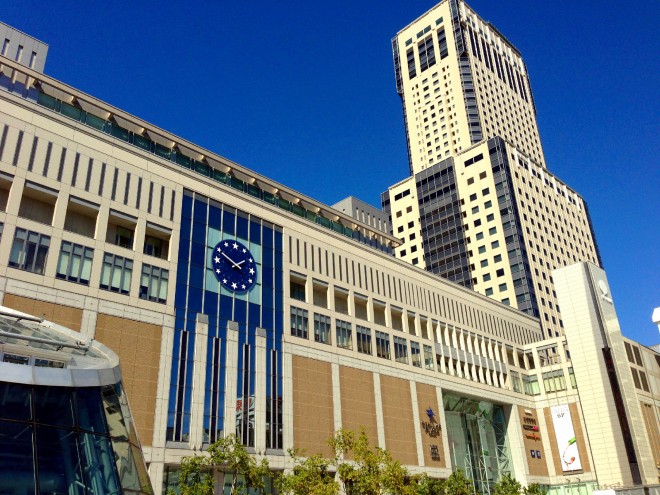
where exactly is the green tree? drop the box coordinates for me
[176,435,271,495]
[492,474,521,495]
[330,428,416,495]
[523,484,547,495]
[443,469,475,495]
[413,473,445,495]
[277,449,339,495]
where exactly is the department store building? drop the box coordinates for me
[0,19,658,495]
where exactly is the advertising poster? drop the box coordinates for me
[551,404,582,471]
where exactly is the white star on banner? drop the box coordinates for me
[248,278,252,283]
[216,269,220,274]
[249,268,255,275]
[214,256,220,263]
[233,242,238,249]
[242,248,246,253]
[222,279,227,284]
[241,284,246,289]
[216,247,222,252]
[231,282,237,289]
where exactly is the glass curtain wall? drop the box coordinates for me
[444,394,511,495]
[167,190,284,449]
[0,381,152,495]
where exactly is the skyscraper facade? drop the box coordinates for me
[384,0,601,338]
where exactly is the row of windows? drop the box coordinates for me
[8,227,168,303]
[289,307,433,369]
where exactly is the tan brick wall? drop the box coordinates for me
[380,375,417,465]
[3,293,82,331]
[292,356,335,457]
[95,314,162,447]
[339,366,378,450]
[519,406,548,476]
[416,383,445,467]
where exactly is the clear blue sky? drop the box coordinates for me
[4,1,659,345]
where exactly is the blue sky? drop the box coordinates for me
[4,1,659,345]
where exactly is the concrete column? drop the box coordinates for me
[254,327,267,454]
[373,372,386,449]
[223,320,239,438]
[332,362,342,432]
[436,386,452,468]
[410,381,425,466]
[189,313,209,450]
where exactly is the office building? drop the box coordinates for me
[384,1,600,338]
[0,306,152,495]
[0,14,657,495]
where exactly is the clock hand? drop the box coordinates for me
[221,251,242,269]
[235,260,245,266]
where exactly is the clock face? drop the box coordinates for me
[211,240,257,293]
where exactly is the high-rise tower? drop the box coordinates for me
[383,1,601,338]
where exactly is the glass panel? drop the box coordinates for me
[111,439,143,492]
[34,386,75,427]
[57,250,70,276]
[75,387,107,434]
[0,419,35,492]
[0,382,32,420]
[80,432,122,494]
[36,426,85,495]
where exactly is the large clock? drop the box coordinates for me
[212,240,257,293]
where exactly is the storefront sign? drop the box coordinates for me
[421,421,442,437]
[430,444,441,460]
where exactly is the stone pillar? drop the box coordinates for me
[189,313,208,450]
[254,327,267,454]
[223,320,239,438]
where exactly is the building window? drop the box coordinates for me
[290,280,305,301]
[139,264,169,303]
[375,331,391,359]
[483,274,491,282]
[485,288,493,296]
[568,367,577,388]
[356,326,372,355]
[496,269,505,277]
[100,253,133,294]
[480,260,488,268]
[522,375,540,396]
[491,240,499,248]
[423,344,434,370]
[143,235,165,258]
[476,232,484,240]
[393,336,408,364]
[336,319,352,350]
[487,214,495,222]
[9,228,50,274]
[290,307,308,339]
[314,313,331,345]
[56,241,93,285]
[510,372,522,394]
[478,246,486,254]
[489,227,497,235]
[542,370,566,393]
[498,283,507,292]
[411,341,422,367]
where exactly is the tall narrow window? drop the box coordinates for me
[336,319,352,350]
[9,228,50,274]
[356,325,372,355]
[375,331,391,359]
[100,253,133,294]
[394,336,408,364]
[411,341,422,367]
[56,241,93,285]
[313,314,331,345]
[290,307,308,339]
[139,264,169,303]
